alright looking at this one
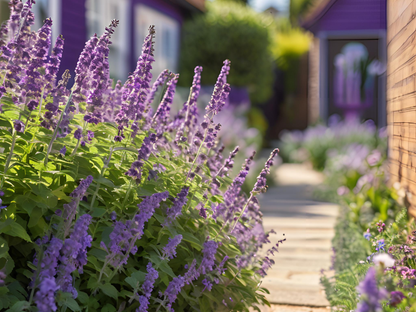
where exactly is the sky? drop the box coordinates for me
[248,0,290,13]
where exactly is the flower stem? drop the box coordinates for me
[230,193,253,233]
[0,128,17,189]
[44,90,73,166]
[71,120,87,157]
[90,147,114,209]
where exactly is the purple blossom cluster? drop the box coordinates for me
[102,191,169,269]
[356,267,387,312]
[162,235,183,260]
[164,187,189,225]
[137,262,159,312]
[0,4,283,310]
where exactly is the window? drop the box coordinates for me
[32,0,61,45]
[86,0,129,81]
[135,4,180,79]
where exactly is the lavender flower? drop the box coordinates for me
[84,20,119,125]
[38,237,63,281]
[70,176,93,199]
[57,214,92,298]
[164,187,189,225]
[104,192,169,269]
[356,267,387,312]
[200,240,218,274]
[19,18,52,105]
[252,148,279,194]
[14,119,25,132]
[164,276,185,311]
[61,176,93,238]
[206,60,231,116]
[153,74,179,129]
[174,66,203,144]
[126,134,156,180]
[72,34,99,104]
[389,291,405,307]
[0,198,5,210]
[202,278,213,292]
[162,235,183,260]
[110,211,117,221]
[34,277,59,312]
[184,259,199,285]
[137,262,159,312]
[217,256,229,275]
[45,35,64,91]
[59,146,66,156]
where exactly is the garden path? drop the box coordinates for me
[258,163,338,311]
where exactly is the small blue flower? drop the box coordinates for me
[363,230,371,241]
[376,239,385,251]
[0,199,7,210]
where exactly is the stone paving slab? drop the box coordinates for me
[260,163,338,307]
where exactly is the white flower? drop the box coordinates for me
[373,253,395,267]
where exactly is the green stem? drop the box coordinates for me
[28,248,44,306]
[121,180,133,209]
[44,91,73,166]
[71,120,87,157]
[0,129,17,189]
[230,193,253,232]
[90,147,114,209]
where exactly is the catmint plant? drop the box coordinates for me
[0,2,282,311]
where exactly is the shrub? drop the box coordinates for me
[179,1,275,104]
[0,3,282,312]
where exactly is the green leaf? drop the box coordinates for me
[102,304,117,312]
[63,298,81,311]
[0,220,31,242]
[5,301,29,312]
[91,208,107,218]
[28,207,43,228]
[99,283,118,299]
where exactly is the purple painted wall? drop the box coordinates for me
[129,0,184,72]
[60,0,87,85]
[306,0,386,34]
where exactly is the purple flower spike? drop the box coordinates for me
[200,240,218,274]
[126,134,156,180]
[34,277,59,312]
[173,66,203,145]
[164,187,189,225]
[206,60,231,116]
[19,18,53,102]
[153,73,179,129]
[356,267,388,312]
[184,259,199,285]
[70,176,93,199]
[137,262,159,312]
[162,235,183,260]
[73,34,99,104]
[164,275,185,311]
[252,148,279,194]
[45,35,65,90]
[84,20,119,124]
[57,214,92,298]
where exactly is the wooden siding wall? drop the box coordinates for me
[308,37,320,124]
[387,0,416,215]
